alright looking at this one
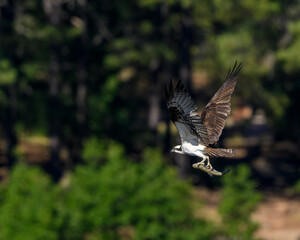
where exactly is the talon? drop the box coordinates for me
[193,157,229,177]
[206,164,212,170]
[204,156,211,169]
[200,156,209,165]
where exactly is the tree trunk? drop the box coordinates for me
[1,0,18,168]
[149,2,171,144]
[4,84,17,168]
[73,0,88,164]
[48,50,62,180]
[148,62,160,131]
[43,0,63,180]
[160,3,172,153]
[176,7,193,179]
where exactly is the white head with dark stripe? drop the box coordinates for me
[170,145,184,154]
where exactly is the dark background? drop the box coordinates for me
[0,0,299,239]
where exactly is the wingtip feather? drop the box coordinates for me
[225,61,243,81]
[174,79,182,92]
[169,77,174,92]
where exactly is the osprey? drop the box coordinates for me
[165,61,242,176]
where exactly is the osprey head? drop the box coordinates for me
[171,145,184,154]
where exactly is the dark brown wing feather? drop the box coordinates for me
[165,79,209,145]
[204,147,236,158]
[200,61,242,145]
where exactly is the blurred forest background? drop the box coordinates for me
[0,0,300,239]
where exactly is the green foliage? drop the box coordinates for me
[0,141,215,240]
[277,18,300,72]
[82,137,106,163]
[213,0,278,23]
[20,62,46,81]
[0,59,17,86]
[218,165,262,240]
[293,181,300,193]
[289,170,300,195]
[62,140,214,239]
[0,164,60,240]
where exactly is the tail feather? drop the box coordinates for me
[204,148,236,158]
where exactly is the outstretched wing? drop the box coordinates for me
[200,61,242,145]
[165,79,209,145]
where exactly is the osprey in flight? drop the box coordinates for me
[165,61,242,176]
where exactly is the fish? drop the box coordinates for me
[192,162,230,177]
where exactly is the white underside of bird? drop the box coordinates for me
[171,122,210,170]
[171,123,206,157]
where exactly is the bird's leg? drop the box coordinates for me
[205,156,212,169]
[199,156,212,169]
[193,156,230,176]
[199,156,206,164]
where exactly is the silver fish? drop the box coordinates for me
[192,162,230,177]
